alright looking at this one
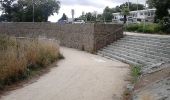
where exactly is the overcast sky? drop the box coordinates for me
[48,0,146,22]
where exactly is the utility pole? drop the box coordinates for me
[32,0,35,22]
[143,0,147,33]
[137,0,139,11]
[128,0,130,10]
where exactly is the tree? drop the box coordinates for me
[119,2,144,11]
[103,7,114,22]
[59,13,68,21]
[0,0,16,21]
[0,0,60,22]
[146,0,154,8]
[85,12,96,22]
[147,0,170,21]
[121,7,130,24]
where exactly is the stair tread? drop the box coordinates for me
[97,35,170,66]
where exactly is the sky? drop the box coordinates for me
[48,0,146,22]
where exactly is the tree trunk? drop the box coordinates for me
[124,15,127,24]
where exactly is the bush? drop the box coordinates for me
[126,23,161,34]
[0,36,61,89]
[160,17,170,34]
[131,65,141,83]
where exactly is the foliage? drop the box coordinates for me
[0,0,60,22]
[147,0,170,21]
[102,2,144,22]
[103,7,113,22]
[126,23,162,33]
[131,65,141,83]
[77,2,144,23]
[105,2,144,13]
[146,0,154,8]
[121,7,130,24]
[160,17,170,33]
[119,2,144,11]
[0,36,61,89]
[59,13,68,21]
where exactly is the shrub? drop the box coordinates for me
[0,36,61,89]
[126,23,161,34]
[160,17,170,34]
[131,65,141,83]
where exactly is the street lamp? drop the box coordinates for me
[143,0,147,33]
[32,0,34,22]
[168,9,170,14]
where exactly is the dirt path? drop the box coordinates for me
[1,47,129,100]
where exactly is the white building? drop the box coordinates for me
[113,9,156,23]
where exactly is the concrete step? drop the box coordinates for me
[119,39,170,50]
[108,44,170,61]
[122,37,170,47]
[114,41,170,55]
[107,45,170,62]
[97,35,170,66]
[98,51,141,66]
[125,35,170,42]
[103,48,158,64]
[101,49,154,65]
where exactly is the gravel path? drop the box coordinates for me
[1,47,129,100]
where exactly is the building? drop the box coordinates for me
[113,9,156,23]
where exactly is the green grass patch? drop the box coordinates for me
[126,23,162,34]
[131,65,141,84]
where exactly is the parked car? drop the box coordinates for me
[73,20,85,24]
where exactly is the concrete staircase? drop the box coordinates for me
[98,34,170,66]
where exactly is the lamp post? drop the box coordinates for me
[128,0,130,10]
[137,0,139,11]
[143,0,147,33]
[32,0,35,22]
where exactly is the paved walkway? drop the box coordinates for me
[1,47,129,100]
[124,32,170,38]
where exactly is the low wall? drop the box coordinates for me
[0,22,123,52]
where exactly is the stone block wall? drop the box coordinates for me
[0,22,123,52]
[94,24,123,51]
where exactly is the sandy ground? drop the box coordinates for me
[1,47,129,100]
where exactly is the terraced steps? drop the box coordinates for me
[98,34,170,66]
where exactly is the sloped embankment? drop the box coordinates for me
[133,63,170,100]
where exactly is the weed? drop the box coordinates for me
[0,36,61,89]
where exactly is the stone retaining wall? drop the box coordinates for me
[0,22,123,52]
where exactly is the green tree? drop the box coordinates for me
[146,0,154,8]
[119,2,144,11]
[121,7,130,24]
[103,6,113,22]
[147,0,170,21]
[0,0,16,21]
[85,12,96,22]
[59,13,68,21]
[0,0,60,22]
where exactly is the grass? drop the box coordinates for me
[0,35,62,90]
[131,65,141,84]
[123,65,142,100]
[126,23,162,34]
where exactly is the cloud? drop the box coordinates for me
[59,0,145,7]
[60,0,120,8]
[48,0,146,22]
